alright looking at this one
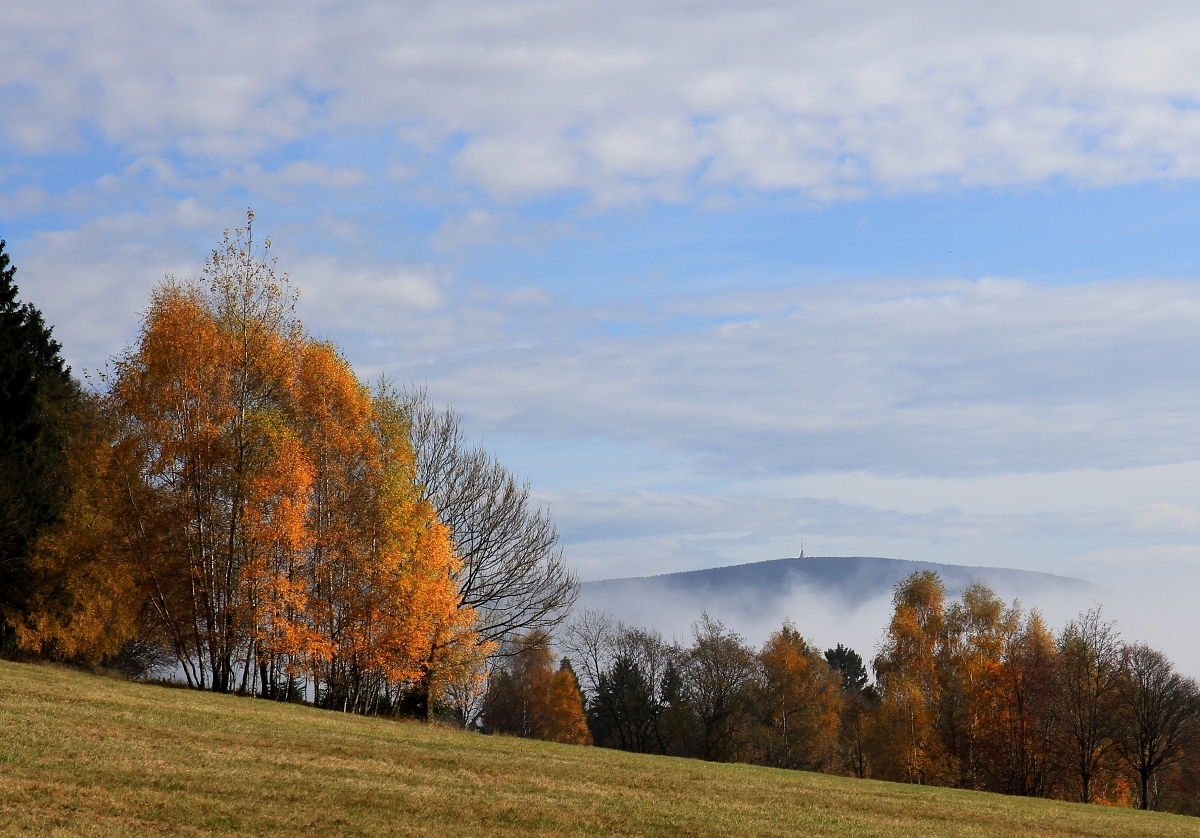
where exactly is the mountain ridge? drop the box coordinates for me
[576,556,1103,648]
[591,554,1095,585]
[584,555,1100,605]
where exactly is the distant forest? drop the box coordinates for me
[2,219,1198,815]
[556,576,1200,815]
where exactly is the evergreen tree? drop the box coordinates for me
[0,239,77,652]
[825,644,869,693]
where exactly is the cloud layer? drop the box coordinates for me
[411,277,1200,478]
[9,1,1200,200]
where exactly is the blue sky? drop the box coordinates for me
[7,1,1200,655]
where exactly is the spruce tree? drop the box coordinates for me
[0,239,77,651]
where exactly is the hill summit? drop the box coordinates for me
[577,556,1101,648]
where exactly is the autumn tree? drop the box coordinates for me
[937,582,1013,789]
[545,659,592,745]
[7,393,144,664]
[1113,643,1200,810]
[297,360,476,712]
[872,577,1074,794]
[483,629,590,744]
[872,570,949,784]
[975,608,1059,796]
[752,621,842,771]
[107,222,308,692]
[105,215,476,709]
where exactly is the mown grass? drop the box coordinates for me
[1,660,1198,837]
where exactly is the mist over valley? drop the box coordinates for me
[579,555,1113,670]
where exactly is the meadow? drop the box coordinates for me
[1,661,1197,837]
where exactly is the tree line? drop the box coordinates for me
[0,218,578,719]
[479,571,1200,814]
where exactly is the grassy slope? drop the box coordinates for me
[1,662,1198,838]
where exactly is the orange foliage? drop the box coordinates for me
[108,267,310,691]
[1093,774,1135,808]
[295,348,477,710]
[873,575,1067,796]
[545,666,592,745]
[755,621,842,770]
[104,218,477,706]
[484,630,591,744]
[972,609,1059,795]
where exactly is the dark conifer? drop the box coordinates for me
[0,239,77,651]
[825,643,869,693]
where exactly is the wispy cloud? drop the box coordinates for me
[412,277,1200,478]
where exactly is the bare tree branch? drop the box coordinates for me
[1114,643,1200,810]
[401,386,579,648]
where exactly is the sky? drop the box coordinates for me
[7,0,1200,646]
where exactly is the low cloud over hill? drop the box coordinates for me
[579,556,1104,665]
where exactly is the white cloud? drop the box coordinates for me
[293,258,447,331]
[332,273,1200,607]
[9,1,1200,201]
[250,161,370,190]
[0,186,49,218]
[17,210,204,372]
[429,209,503,251]
[25,210,1200,489]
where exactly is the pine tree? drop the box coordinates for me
[0,239,77,652]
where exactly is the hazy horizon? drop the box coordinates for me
[577,553,1200,678]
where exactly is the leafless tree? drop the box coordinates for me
[563,609,684,754]
[1054,606,1121,803]
[1114,643,1200,810]
[839,687,872,779]
[441,652,493,730]
[684,613,756,762]
[401,386,579,646]
[562,609,619,700]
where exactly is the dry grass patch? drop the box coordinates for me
[1,660,1198,837]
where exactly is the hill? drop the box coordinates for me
[0,660,1194,837]
[577,556,1103,648]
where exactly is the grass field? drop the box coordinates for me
[1,661,1198,837]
